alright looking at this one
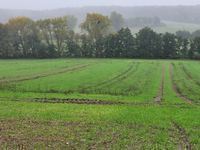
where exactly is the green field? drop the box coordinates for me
[0,59,199,149]
[131,21,200,34]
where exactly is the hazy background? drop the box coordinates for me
[1,0,200,33]
[0,0,200,10]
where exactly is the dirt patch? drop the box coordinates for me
[31,98,125,105]
[169,64,193,104]
[0,119,93,149]
[154,64,165,103]
[0,96,160,106]
[171,122,192,150]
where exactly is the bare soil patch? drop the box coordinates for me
[171,122,192,150]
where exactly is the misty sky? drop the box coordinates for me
[0,0,200,10]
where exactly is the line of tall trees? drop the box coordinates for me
[0,13,200,59]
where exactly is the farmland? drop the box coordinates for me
[0,59,199,149]
[131,21,200,34]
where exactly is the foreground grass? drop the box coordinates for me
[0,100,199,149]
[0,59,199,149]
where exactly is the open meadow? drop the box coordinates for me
[0,59,199,149]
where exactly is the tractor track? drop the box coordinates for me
[179,63,200,86]
[169,64,193,104]
[78,62,139,93]
[0,64,90,84]
[22,62,139,95]
[5,97,125,105]
[0,96,196,107]
[32,98,125,105]
[0,96,158,106]
[154,64,165,103]
[171,122,192,150]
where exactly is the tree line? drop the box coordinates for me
[0,13,200,59]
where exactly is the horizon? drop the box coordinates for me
[0,0,200,10]
[1,4,200,11]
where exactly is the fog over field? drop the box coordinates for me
[0,0,200,10]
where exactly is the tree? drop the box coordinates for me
[0,14,199,59]
[176,30,191,39]
[162,33,178,58]
[66,32,81,57]
[80,13,111,41]
[51,16,69,57]
[191,30,200,38]
[110,11,125,32]
[176,37,189,58]
[6,16,37,57]
[37,18,54,48]
[80,34,94,57]
[115,28,135,57]
[67,15,77,30]
[104,34,118,57]
[190,37,200,58]
[0,23,12,58]
[136,27,162,58]
[37,16,72,57]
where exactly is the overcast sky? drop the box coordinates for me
[0,0,200,10]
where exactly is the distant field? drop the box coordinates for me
[0,59,199,149]
[131,21,200,34]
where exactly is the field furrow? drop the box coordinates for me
[0,64,90,85]
[171,122,192,150]
[78,62,139,93]
[169,64,193,104]
[154,64,165,103]
[179,63,200,86]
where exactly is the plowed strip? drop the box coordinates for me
[169,64,193,104]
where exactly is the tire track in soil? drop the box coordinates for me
[15,62,138,95]
[0,96,194,107]
[0,64,91,84]
[0,96,158,106]
[154,64,165,103]
[171,122,192,150]
[179,63,200,86]
[169,64,193,104]
[78,62,139,93]
[20,98,126,105]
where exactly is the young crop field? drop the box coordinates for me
[0,59,199,149]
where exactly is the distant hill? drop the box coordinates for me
[1,5,200,24]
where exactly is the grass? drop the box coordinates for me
[0,59,199,149]
[131,21,200,34]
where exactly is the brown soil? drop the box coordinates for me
[0,119,92,149]
[31,98,125,105]
[172,122,192,150]
[169,64,193,104]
